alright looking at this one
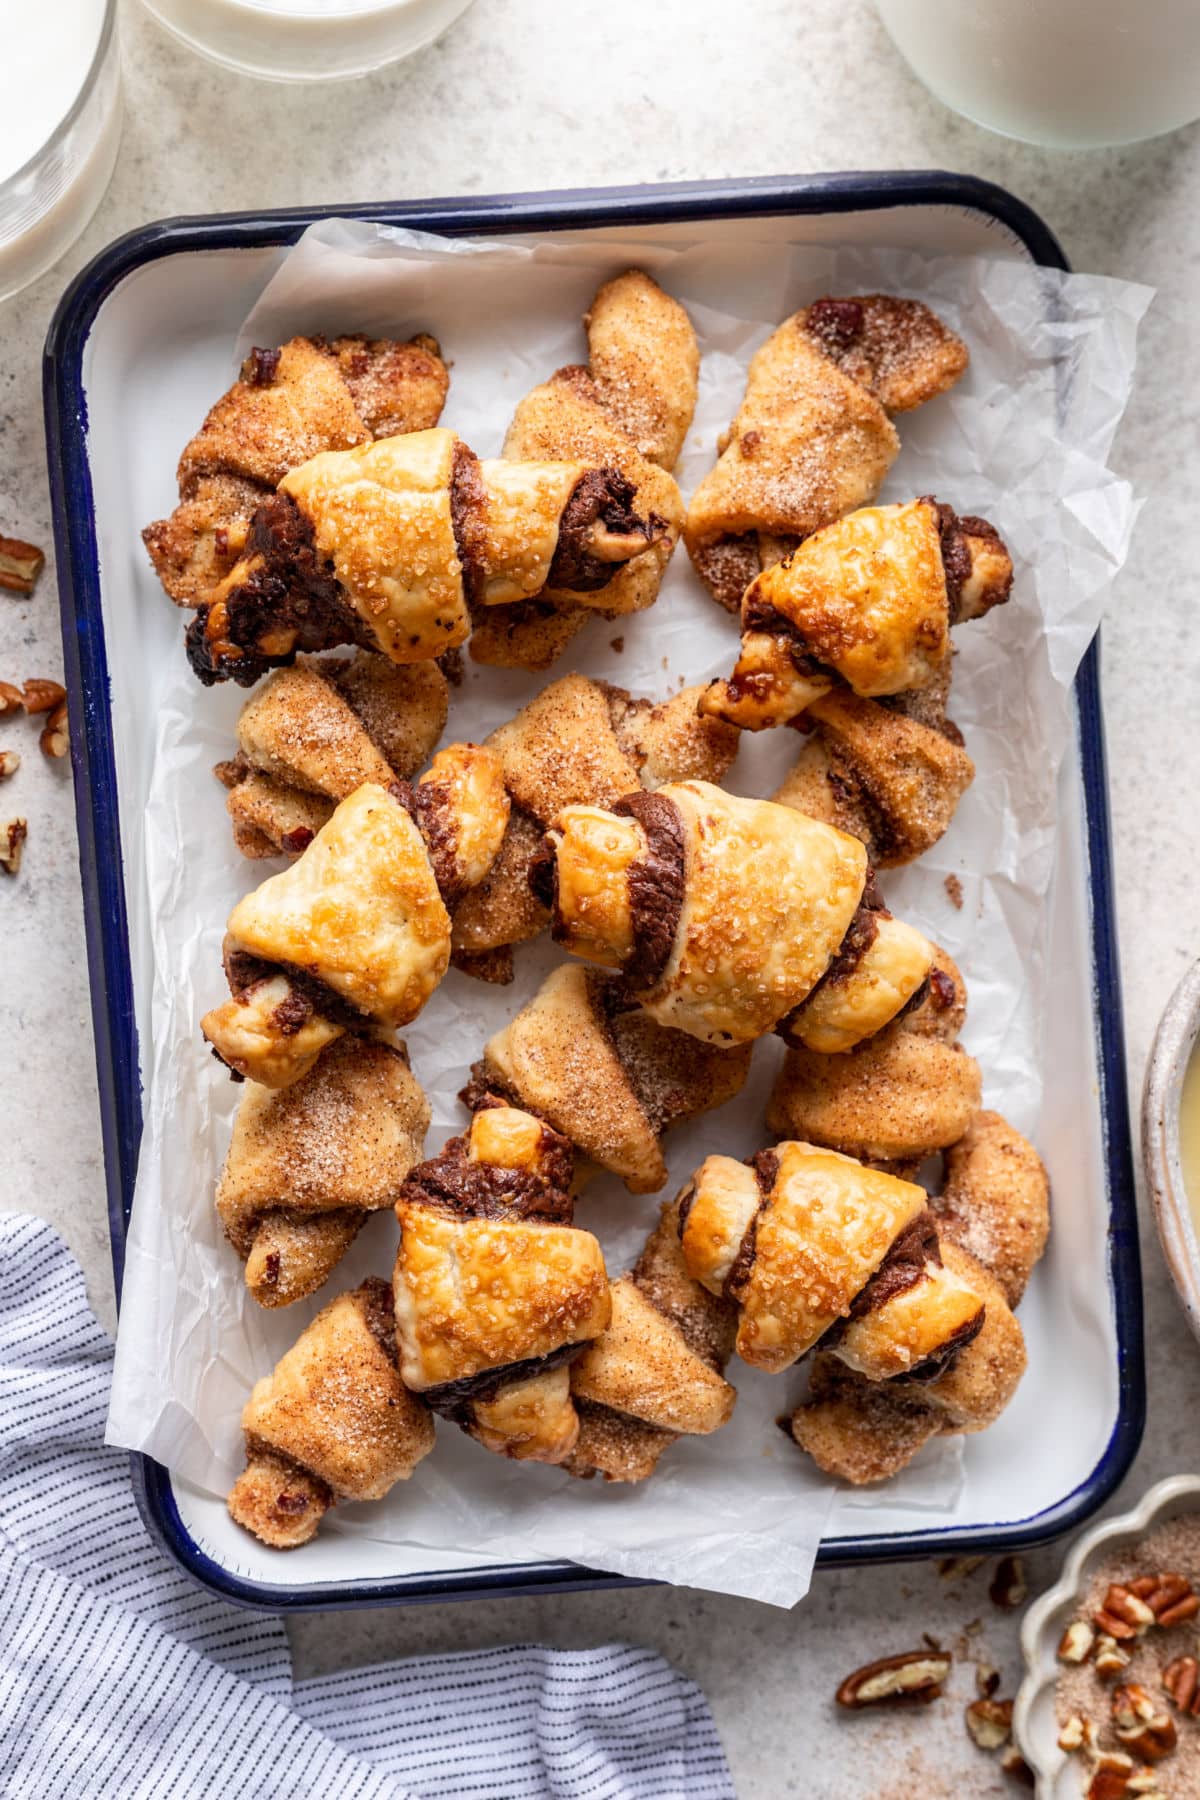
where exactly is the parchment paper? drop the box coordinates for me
[106,221,1149,1605]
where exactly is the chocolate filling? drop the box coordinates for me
[611,791,686,990]
[449,439,490,605]
[546,468,651,593]
[410,778,460,901]
[931,500,1013,623]
[224,942,373,1033]
[846,1208,941,1320]
[739,593,829,686]
[904,1307,986,1382]
[397,1124,575,1226]
[243,345,281,388]
[719,1151,778,1302]
[358,1275,400,1365]
[776,873,887,1043]
[421,1340,582,1421]
[186,494,368,688]
[802,297,866,361]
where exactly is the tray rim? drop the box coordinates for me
[42,167,1143,1612]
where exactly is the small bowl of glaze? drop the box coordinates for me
[1015,1474,1200,1794]
[1144,958,1200,1342]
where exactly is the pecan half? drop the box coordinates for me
[835,1649,952,1708]
[1057,1713,1095,1753]
[22,678,66,716]
[1095,1583,1157,1640]
[0,681,23,715]
[1163,1652,1200,1716]
[1058,1619,1096,1664]
[1137,1571,1199,1627]
[0,750,19,780]
[1087,1755,1134,1800]
[1,817,27,874]
[989,1555,1027,1610]
[39,701,68,759]
[964,1696,1012,1749]
[0,535,44,596]
[1111,1683,1177,1761]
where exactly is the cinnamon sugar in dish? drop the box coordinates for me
[1055,1515,1200,1795]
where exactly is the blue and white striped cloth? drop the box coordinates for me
[0,1214,734,1799]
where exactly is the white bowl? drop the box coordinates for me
[1143,959,1200,1342]
[141,0,476,82]
[1015,1474,1200,1794]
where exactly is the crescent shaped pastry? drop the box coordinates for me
[462,962,751,1194]
[679,1142,984,1378]
[565,1197,737,1484]
[392,1106,610,1463]
[144,332,450,610]
[700,498,1013,732]
[228,1278,435,1547]
[186,427,661,686]
[685,295,968,611]
[538,780,933,1048]
[201,782,451,1088]
[218,653,450,859]
[216,1036,429,1307]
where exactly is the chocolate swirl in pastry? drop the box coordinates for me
[471,271,697,671]
[767,948,982,1169]
[461,963,752,1194]
[700,498,1013,733]
[202,782,454,1088]
[685,296,969,611]
[784,1109,1049,1484]
[565,1196,738,1483]
[228,1277,435,1548]
[678,1142,985,1379]
[186,427,662,686]
[144,332,450,611]
[536,780,934,1048]
[392,1106,610,1463]
[449,673,737,983]
[217,1036,429,1307]
[216,652,450,859]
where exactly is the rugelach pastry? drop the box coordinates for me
[449,672,738,982]
[186,426,663,686]
[565,1195,738,1483]
[145,332,449,609]
[202,776,508,1088]
[533,779,935,1048]
[685,295,968,610]
[216,1035,429,1306]
[471,269,698,670]
[700,497,1012,733]
[392,1105,610,1463]
[228,1277,435,1548]
[678,1142,985,1379]
[461,963,752,1193]
[785,1110,1049,1484]
[216,652,450,858]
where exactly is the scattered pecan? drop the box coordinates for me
[939,1554,985,1579]
[1125,1771,1168,1798]
[0,750,18,780]
[0,681,23,714]
[0,535,44,596]
[989,1555,1027,1610]
[835,1649,952,1708]
[964,1696,1012,1750]
[21,678,66,716]
[1087,1754,1134,1800]
[1163,1652,1200,1716]
[1,817,27,874]
[976,1662,1000,1697]
[1095,1584,1156,1641]
[1057,1713,1095,1753]
[1111,1683,1177,1761]
[1094,1634,1133,1680]
[39,701,68,759]
[1059,1619,1096,1664]
[999,1745,1034,1787]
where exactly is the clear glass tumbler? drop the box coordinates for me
[0,0,123,304]
[875,0,1200,150]
[140,0,477,82]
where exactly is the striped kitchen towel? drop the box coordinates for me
[0,1213,734,1800]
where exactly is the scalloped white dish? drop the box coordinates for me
[1016,1475,1200,1794]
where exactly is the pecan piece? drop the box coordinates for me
[1087,1754,1134,1800]
[1,816,27,874]
[964,1696,1012,1749]
[22,678,66,716]
[0,681,23,715]
[1058,1618,1096,1663]
[1142,1572,1199,1626]
[1094,1634,1133,1680]
[989,1554,1027,1610]
[1095,1584,1156,1640]
[1057,1713,1095,1752]
[39,702,68,760]
[1163,1652,1200,1716]
[0,750,19,780]
[1111,1682,1177,1760]
[999,1746,1034,1787]
[0,535,44,596]
[835,1649,952,1708]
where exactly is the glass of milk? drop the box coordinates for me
[0,0,123,304]
[875,0,1200,149]
[140,0,477,81]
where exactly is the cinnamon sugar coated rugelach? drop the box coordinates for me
[533,779,935,1048]
[392,1106,610,1463]
[461,963,752,1194]
[228,1278,435,1548]
[685,295,969,610]
[185,427,662,685]
[145,332,450,609]
[471,269,698,669]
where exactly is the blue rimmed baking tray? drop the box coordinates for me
[43,170,1143,1610]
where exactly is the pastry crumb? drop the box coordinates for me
[944,874,964,909]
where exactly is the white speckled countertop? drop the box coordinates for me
[3,3,1199,1793]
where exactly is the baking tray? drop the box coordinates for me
[44,171,1143,1610]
